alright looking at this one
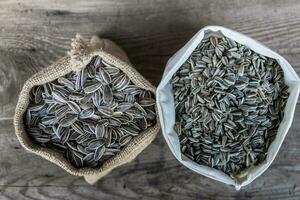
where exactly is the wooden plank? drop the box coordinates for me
[0,1,300,117]
[0,106,300,199]
[0,0,300,199]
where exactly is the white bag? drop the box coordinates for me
[156,26,300,189]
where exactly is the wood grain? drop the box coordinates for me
[0,0,300,199]
[1,108,300,200]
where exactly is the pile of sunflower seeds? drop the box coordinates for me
[25,56,156,168]
[172,36,289,175]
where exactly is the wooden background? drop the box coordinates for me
[0,0,300,199]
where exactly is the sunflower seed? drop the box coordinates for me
[83,81,102,94]
[80,108,95,119]
[52,90,67,103]
[67,101,81,114]
[94,146,106,161]
[88,138,106,149]
[58,77,75,90]
[95,124,105,138]
[119,135,133,146]
[96,69,111,85]
[59,114,78,127]
[103,85,113,104]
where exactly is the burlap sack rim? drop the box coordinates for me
[14,49,160,176]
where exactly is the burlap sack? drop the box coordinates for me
[14,34,160,184]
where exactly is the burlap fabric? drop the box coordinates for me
[14,34,160,184]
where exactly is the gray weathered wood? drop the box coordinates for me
[0,0,300,199]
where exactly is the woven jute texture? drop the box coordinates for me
[14,34,160,184]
